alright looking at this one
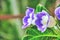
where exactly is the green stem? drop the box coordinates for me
[29,35,60,40]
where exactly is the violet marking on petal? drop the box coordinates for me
[55,7,60,20]
[22,8,34,29]
[35,10,50,32]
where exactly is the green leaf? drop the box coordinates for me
[22,26,60,40]
[35,4,43,12]
[35,4,49,13]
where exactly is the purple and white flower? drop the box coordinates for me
[55,7,60,20]
[22,7,50,32]
[35,10,50,32]
[22,8,34,29]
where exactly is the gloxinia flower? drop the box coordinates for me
[22,7,50,32]
[35,10,50,32]
[22,8,34,29]
[55,7,60,20]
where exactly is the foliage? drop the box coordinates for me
[0,20,20,40]
[0,0,60,40]
[22,26,60,40]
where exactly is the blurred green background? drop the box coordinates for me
[0,0,58,40]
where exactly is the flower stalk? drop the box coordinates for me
[0,14,24,20]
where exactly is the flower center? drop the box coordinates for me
[41,15,48,27]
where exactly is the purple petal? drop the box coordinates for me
[22,16,30,29]
[35,10,50,32]
[22,8,34,29]
[26,7,34,17]
[55,7,60,20]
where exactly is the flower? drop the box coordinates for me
[22,8,34,29]
[22,7,50,32]
[35,10,50,32]
[55,7,60,20]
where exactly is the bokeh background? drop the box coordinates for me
[0,0,60,40]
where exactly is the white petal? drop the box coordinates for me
[32,14,37,25]
[48,16,56,28]
[28,18,32,25]
[41,15,48,28]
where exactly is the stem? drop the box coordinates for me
[0,14,24,20]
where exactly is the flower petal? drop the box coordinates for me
[22,8,34,29]
[55,7,60,20]
[22,16,30,29]
[26,7,34,17]
[35,10,50,32]
[48,16,56,28]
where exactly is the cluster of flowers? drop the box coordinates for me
[22,7,60,32]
